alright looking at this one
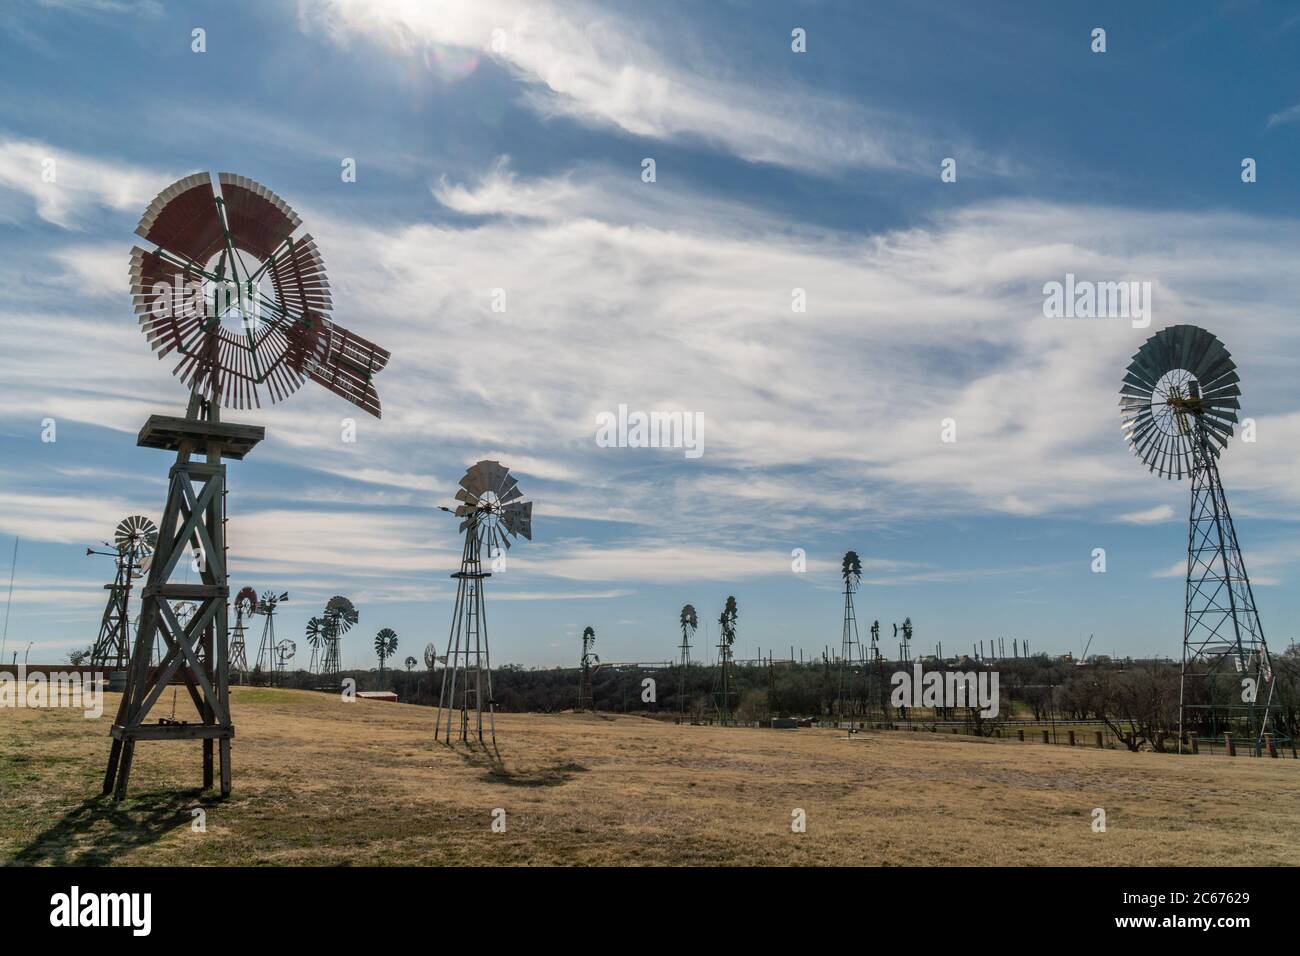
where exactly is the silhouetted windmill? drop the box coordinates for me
[230,586,257,682]
[320,596,358,686]
[88,516,157,671]
[677,604,697,722]
[715,596,738,726]
[836,551,863,727]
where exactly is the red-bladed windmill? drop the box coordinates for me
[435,460,533,748]
[103,172,390,801]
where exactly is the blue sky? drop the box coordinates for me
[2,0,1300,670]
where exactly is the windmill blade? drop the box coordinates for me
[501,500,532,540]
[454,488,479,506]
[217,172,302,261]
[135,172,223,262]
[308,320,389,419]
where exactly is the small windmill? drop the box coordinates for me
[87,516,157,671]
[715,596,738,726]
[677,604,697,721]
[578,626,599,712]
[1119,325,1280,752]
[320,596,358,686]
[435,460,532,747]
[836,551,863,726]
[275,638,296,682]
[229,586,257,682]
[254,590,289,685]
[374,628,399,680]
[305,615,326,674]
[105,171,390,801]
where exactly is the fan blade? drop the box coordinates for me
[307,319,389,418]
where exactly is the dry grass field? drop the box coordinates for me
[2,686,1298,866]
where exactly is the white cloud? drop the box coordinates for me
[1117,504,1176,525]
[0,138,172,228]
[298,0,944,173]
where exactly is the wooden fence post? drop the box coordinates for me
[1041,730,1049,744]
[1266,733,1277,758]
[1017,729,1025,742]
[1094,731,1103,748]
[1225,733,1235,757]
[1190,737,1199,755]
[1067,730,1075,747]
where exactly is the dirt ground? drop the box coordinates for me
[2,686,1297,866]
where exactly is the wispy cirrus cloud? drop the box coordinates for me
[297,0,950,174]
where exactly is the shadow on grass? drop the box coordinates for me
[6,789,212,866]
[436,738,588,787]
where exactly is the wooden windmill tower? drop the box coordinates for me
[103,171,389,800]
[435,460,533,747]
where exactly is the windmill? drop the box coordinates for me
[836,551,863,727]
[320,596,358,687]
[677,604,697,722]
[578,625,598,711]
[897,617,913,663]
[434,460,533,747]
[374,628,398,680]
[104,171,390,801]
[254,590,289,684]
[715,596,738,726]
[229,586,257,682]
[275,638,296,682]
[305,615,326,674]
[1119,325,1280,753]
[87,516,157,672]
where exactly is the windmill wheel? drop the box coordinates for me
[114,515,158,558]
[326,595,358,633]
[423,642,438,669]
[452,460,533,556]
[276,639,296,662]
[235,586,258,616]
[1120,325,1241,480]
[305,616,326,647]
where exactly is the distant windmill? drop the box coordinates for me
[715,596,738,726]
[88,516,157,671]
[836,551,863,727]
[275,638,296,682]
[374,628,398,679]
[254,591,289,684]
[305,615,326,675]
[677,604,697,721]
[229,586,257,682]
[404,656,417,673]
[320,596,358,686]
[435,460,532,748]
[578,626,599,712]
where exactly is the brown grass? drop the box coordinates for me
[2,686,1297,866]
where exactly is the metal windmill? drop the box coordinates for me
[320,595,358,686]
[229,586,257,682]
[836,551,863,726]
[715,596,738,726]
[305,615,326,674]
[677,604,697,721]
[275,638,296,683]
[578,626,599,711]
[1119,325,1280,753]
[374,627,398,679]
[104,171,390,801]
[254,590,289,684]
[88,516,157,671]
[435,460,533,747]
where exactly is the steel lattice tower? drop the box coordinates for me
[1119,324,1281,754]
